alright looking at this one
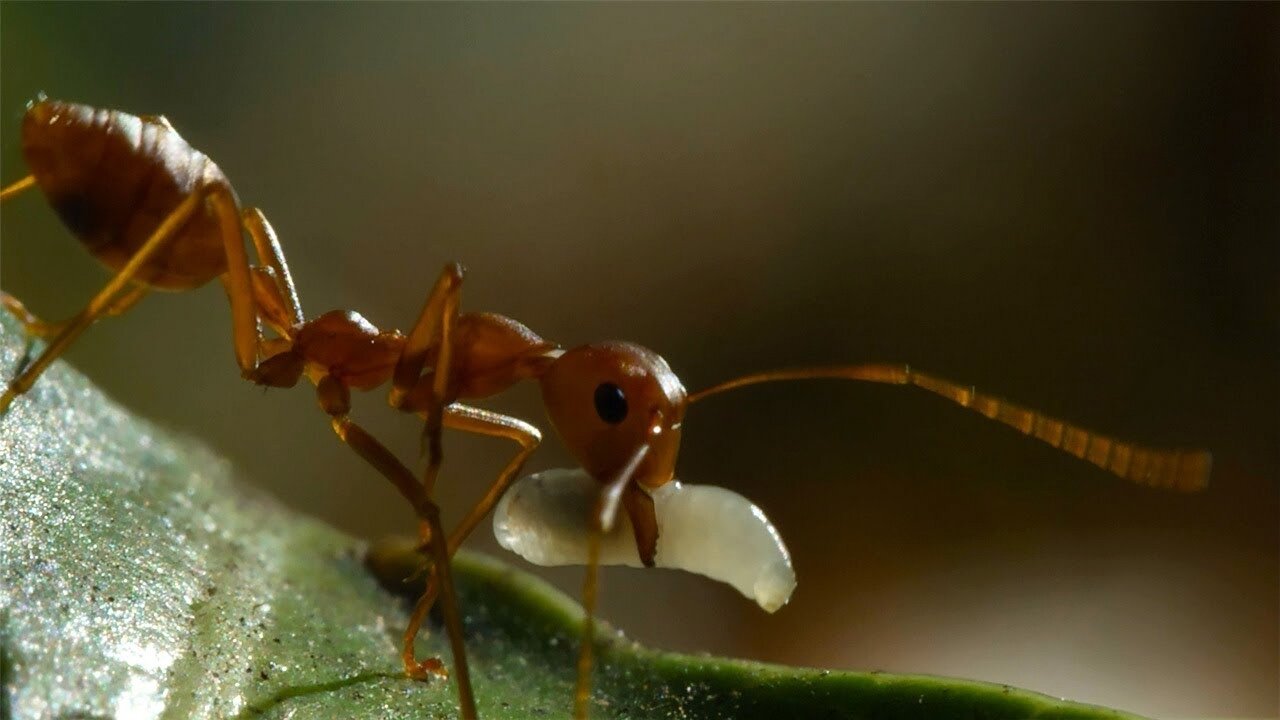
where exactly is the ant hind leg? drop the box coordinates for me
[242,208,303,330]
[2,285,149,381]
[0,192,204,414]
[3,285,147,340]
[2,292,64,339]
[0,175,36,202]
[206,186,260,377]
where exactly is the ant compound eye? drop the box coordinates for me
[593,382,628,424]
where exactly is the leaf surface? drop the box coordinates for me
[0,312,1142,719]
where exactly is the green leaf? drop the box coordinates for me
[0,310,1143,719]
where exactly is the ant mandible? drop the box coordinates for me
[2,98,1212,720]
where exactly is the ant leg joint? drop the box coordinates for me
[248,350,304,387]
[416,497,443,524]
[316,375,351,416]
[443,261,466,286]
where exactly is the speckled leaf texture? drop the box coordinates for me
[0,310,1143,719]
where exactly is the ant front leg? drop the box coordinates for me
[442,405,542,549]
[574,447,650,720]
[574,506,609,720]
[388,263,464,545]
[389,262,464,413]
[400,404,542,664]
[316,376,477,719]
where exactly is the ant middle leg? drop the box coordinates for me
[316,376,476,718]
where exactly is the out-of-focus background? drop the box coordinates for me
[2,4,1276,718]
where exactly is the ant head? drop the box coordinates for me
[539,342,687,489]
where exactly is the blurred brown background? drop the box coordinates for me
[1,4,1276,718]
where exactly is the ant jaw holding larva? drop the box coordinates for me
[505,339,800,612]
[506,353,1215,620]
[494,469,799,612]
[536,342,688,566]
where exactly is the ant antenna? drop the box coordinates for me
[688,364,1211,492]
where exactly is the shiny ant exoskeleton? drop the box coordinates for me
[2,98,1211,720]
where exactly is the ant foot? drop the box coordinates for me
[405,656,448,681]
[403,554,433,583]
[415,520,435,552]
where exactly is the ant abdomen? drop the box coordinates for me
[21,98,232,289]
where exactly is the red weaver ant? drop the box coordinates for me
[1,98,1211,720]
